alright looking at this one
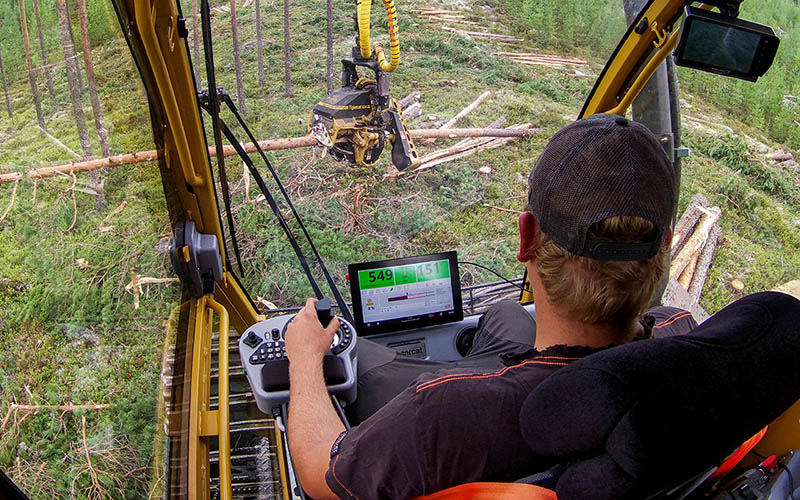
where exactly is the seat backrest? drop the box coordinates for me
[519,291,800,500]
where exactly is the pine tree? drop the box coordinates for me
[76,0,111,157]
[231,0,246,112]
[192,0,200,91]
[256,0,265,87]
[0,39,12,117]
[64,0,83,89]
[19,0,46,130]
[326,0,333,93]
[32,0,56,100]
[283,0,292,96]
[56,0,106,210]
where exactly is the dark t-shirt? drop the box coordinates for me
[325,344,605,500]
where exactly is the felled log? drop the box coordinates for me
[1,127,541,185]
[440,91,491,130]
[412,8,462,15]
[442,26,523,42]
[427,16,479,26]
[687,224,721,302]
[403,102,423,121]
[766,151,794,162]
[398,90,422,109]
[414,123,531,173]
[670,206,721,279]
[411,127,540,139]
[494,52,588,67]
[671,193,708,259]
[493,52,587,65]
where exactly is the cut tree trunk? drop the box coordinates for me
[19,0,46,130]
[326,0,333,93]
[32,0,56,100]
[670,207,721,279]
[230,0,246,113]
[687,224,721,302]
[192,0,200,90]
[56,0,106,211]
[283,0,292,96]
[256,0,265,87]
[398,91,422,109]
[0,40,11,117]
[76,0,111,158]
[671,193,708,258]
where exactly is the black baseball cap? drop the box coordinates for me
[528,113,676,261]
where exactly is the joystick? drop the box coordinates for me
[315,297,333,327]
[238,298,358,413]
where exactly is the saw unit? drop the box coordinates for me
[309,0,419,170]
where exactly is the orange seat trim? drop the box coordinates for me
[410,482,557,500]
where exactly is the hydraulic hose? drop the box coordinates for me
[356,0,400,72]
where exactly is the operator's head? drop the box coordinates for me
[520,113,676,328]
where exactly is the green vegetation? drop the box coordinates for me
[0,0,798,498]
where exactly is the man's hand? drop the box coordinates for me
[286,298,344,500]
[285,298,341,364]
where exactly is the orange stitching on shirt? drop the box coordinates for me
[415,359,571,393]
[654,311,691,329]
[414,355,579,392]
[331,454,362,500]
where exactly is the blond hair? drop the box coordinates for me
[533,216,668,328]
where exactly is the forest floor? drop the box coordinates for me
[0,0,798,497]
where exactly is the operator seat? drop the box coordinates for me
[414,291,800,500]
[518,291,800,499]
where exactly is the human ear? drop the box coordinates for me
[517,211,540,263]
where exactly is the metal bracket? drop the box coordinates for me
[169,220,223,297]
[650,20,668,48]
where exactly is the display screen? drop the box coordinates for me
[674,7,779,82]
[681,20,760,74]
[349,252,462,335]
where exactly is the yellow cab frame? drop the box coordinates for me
[108,0,799,498]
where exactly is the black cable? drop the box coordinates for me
[458,261,526,291]
[220,93,354,325]
[200,0,244,276]
[779,462,798,500]
[207,111,325,299]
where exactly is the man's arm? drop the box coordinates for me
[285,298,345,500]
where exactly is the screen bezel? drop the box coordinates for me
[673,6,779,82]
[348,251,463,336]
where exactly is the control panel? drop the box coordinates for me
[238,298,357,414]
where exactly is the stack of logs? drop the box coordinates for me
[670,194,723,301]
[494,52,589,69]
[412,8,480,26]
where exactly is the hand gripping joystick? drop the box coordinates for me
[238,296,358,412]
[315,297,333,327]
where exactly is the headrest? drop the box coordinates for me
[520,292,800,499]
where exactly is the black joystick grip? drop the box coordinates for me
[315,297,333,328]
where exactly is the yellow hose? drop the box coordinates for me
[356,0,400,72]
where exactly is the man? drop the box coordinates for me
[284,113,686,499]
